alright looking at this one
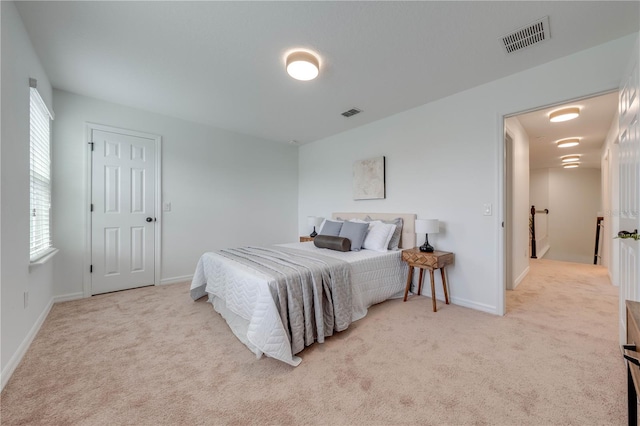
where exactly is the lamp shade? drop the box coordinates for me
[307,216,324,227]
[415,219,439,234]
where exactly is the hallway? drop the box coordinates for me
[507,258,617,342]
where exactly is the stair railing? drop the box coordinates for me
[530,205,549,259]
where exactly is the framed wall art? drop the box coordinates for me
[353,156,385,200]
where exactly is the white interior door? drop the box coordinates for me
[618,37,640,343]
[91,128,156,295]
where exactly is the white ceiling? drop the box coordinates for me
[15,1,639,145]
[518,91,619,170]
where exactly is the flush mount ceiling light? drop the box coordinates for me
[556,138,580,148]
[549,107,580,123]
[563,163,580,169]
[286,51,319,81]
[562,155,580,163]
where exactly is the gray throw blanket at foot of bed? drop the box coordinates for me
[215,246,352,355]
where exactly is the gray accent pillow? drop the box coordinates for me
[313,235,351,252]
[338,221,369,251]
[319,219,343,236]
[365,216,403,250]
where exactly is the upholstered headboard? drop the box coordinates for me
[331,213,416,249]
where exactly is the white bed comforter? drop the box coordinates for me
[190,242,407,366]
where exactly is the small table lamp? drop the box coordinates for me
[307,216,324,237]
[415,219,439,252]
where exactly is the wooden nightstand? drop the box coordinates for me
[300,236,315,242]
[401,248,454,312]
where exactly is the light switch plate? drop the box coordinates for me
[483,203,492,216]
[163,202,172,212]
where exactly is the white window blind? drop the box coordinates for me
[29,85,54,261]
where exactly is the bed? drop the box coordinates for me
[190,212,416,366]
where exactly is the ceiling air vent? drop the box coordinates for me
[341,108,362,118]
[501,16,550,54]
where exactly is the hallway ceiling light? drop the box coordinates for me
[563,163,580,169]
[556,138,580,148]
[561,155,580,163]
[549,107,580,122]
[286,51,319,81]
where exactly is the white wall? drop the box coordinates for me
[52,90,299,297]
[505,117,530,289]
[530,169,551,257]
[299,33,637,314]
[1,1,55,387]
[546,168,601,264]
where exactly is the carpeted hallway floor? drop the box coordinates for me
[0,258,625,425]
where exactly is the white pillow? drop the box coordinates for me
[363,222,396,252]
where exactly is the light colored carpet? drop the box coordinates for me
[0,258,625,425]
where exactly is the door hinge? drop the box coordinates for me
[90,265,93,273]
[90,204,94,212]
[88,142,94,151]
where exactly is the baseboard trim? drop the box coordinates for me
[160,275,192,285]
[537,245,550,258]
[512,266,530,290]
[1,297,54,391]
[53,292,85,303]
[421,290,497,315]
[449,296,497,315]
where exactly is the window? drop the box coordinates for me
[29,80,54,261]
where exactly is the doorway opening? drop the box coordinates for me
[503,90,619,313]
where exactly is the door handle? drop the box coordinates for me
[618,229,638,237]
[146,217,153,223]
